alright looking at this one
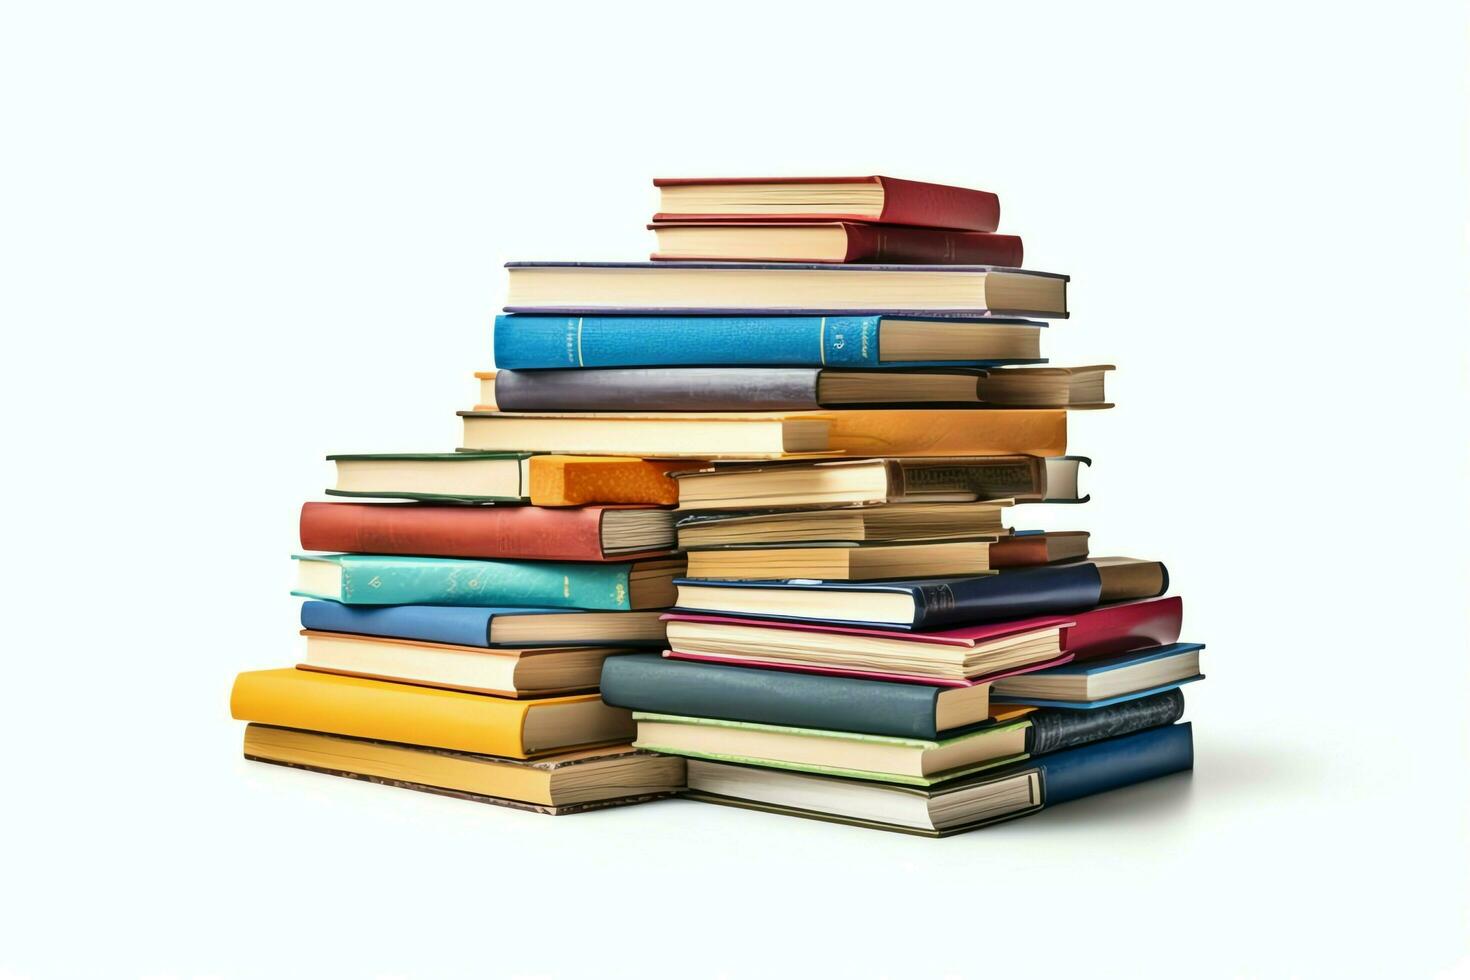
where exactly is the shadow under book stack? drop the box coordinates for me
[229,174,1204,834]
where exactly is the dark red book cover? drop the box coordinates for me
[652,176,1001,231]
[648,222,1023,265]
[299,502,670,562]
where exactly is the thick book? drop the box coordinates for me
[673,558,1169,630]
[229,668,634,758]
[991,642,1205,707]
[649,222,1023,265]
[503,263,1069,317]
[292,553,685,610]
[460,409,1067,460]
[683,722,1194,836]
[300,600,669,648]
[632,689,1184,786]
[480,367,1006,412]
[674,456,1089,511]
[662,595,1184,686]
[296,629,633,697]
[244,726,684,814]
[299,501,675,561]
[324,453,702,506]
[602,654,1010,740]
[651,175,1001,230]
[676,501,1010,549]
[492,313,1044,370]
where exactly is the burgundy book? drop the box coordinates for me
[648,222,1023,266]
[652,176,1001,231]
[299,502,675,562]
[660,597,1183,687]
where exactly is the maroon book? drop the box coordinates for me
[648,222,1023,265]
[299,502,674,562]
[652,175,1000,231]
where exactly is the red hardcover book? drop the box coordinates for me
[299,502,674,562]
[660,597,1183,687]
[652,176,1001,231]
[647,222,1023,265]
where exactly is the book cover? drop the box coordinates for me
[493,313,1046,370]
[299,600,667,648]
[529,455,704,506]
[652,175,1002,230]
[292,553,648,610]
[299,501,671,562]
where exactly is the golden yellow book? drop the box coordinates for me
[230,668,633,758]
[244,725,685,814]
[527,454,706,506]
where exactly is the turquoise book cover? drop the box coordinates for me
[291,553,637,610]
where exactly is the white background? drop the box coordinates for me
[2,2,1467,977]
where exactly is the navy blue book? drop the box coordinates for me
[684,723,1194,836]
[492,313,1046,370]
[298,600,668,649]
[672,558,1168,630]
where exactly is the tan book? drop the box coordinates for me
[977,365,1114,408]
[676,502,1010,548]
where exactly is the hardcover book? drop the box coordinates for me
[492,313,1044,370]
[229,668,634,758]
[683,722,1194,836]
[244,726,684,814]
[480,367,1006,412]
[673,456,1089,511]
[292,553,685,610]
[990,642,1205,707]
[649,222,1023,265]
[631,689,1184,786]
[327,452,531,503]
[299,501,676,561]
[675,501,1011,549]
[661,595,1183,686]
[530,455,705,506]
[651,175,1002,230]
[502,262,1069,317]
[459,409,1067,460]
[672,557,1168,630]
[681,536,1080,582]
[300,600,670,648]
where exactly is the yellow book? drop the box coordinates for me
[528,454,706,506]
[230,668,633,758]
[243,725,685,813]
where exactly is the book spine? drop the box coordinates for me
[1035,723,1194,806]
[299,601,495,647]
[874,176,1001,231]
[300,501,612,561]
[894,456,1047,500]
[844,224,1024,265]
[911,563,1103,629]
[493,314,888,369]
[494,368,822,412]
[600,655,943,740]
[1025,689,1186,756]
[324,556,635,610]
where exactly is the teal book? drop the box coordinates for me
[291,553,682,611]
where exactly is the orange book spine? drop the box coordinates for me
[529,455,704,506]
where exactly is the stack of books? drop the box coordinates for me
[230,173,1203,834]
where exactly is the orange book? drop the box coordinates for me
[529,455,705,506]
[229,668,633,758]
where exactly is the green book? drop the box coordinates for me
[326,452,532,503]
[293,553,683,611]
[632,711,1033,787]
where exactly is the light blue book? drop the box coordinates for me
[292,553,672,611]
[492,313,1046,370]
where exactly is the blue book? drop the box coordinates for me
[492,313,1046,370]
[673,559,1168,630]
[291,553,679,611]
[990,642,1205,708]
[299,601,668,648]
[683,723,1195,836]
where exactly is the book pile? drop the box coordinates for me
[230,174,1203,834]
